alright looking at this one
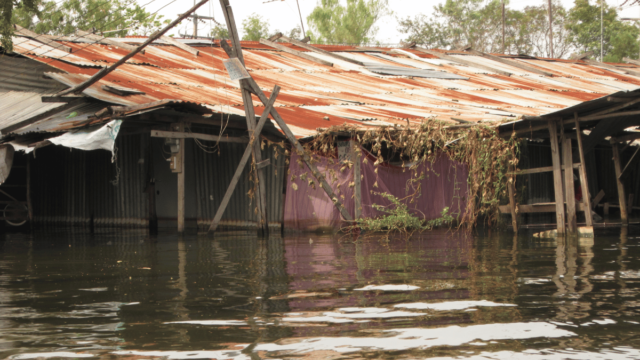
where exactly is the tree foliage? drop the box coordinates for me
[211,23,229,39]
[2,0,167,52]
[566,0,639,62]
[241,13,270,41]
[398,0,639,60]
[306,0,390,45]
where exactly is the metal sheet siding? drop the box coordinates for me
[0,56,66,92]
[30,134,148,227]
[193,137,285,231]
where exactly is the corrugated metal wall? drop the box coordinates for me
[192,137,286,231]
[30,134,149,227]
[29,132,287,230]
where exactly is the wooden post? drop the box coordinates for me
[612,143,629,225]
[507,166,518,232]
[174,122,186,233]
[548,121,566,234]
[604,202,610,215]
[628,193,634,216]
[208,86,280,234]
[219,0,269,236]
[146,137,158,235]
[574,114,593,226]
[563,138,577,233]
[353,141,362,219]
[26,155,33,230]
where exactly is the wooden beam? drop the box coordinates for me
[58,0,209,96]
[413,47,512,76]
[353,141,362,219]
[574,114,593,226]
[507,165,518,232]
[41,95,85,103]
[14,24,72,53]
[278,34,365,66]
[150,130,248,143]
[583,59,640,77]
[623,57,640,66]
[588,96,640,118]
[259,38,333,66]
[208,85,280,234]
[592,189,605,209]
[578,109,640,122]
[619,146,640,179]
[499,202,587,214]
[612,143,629,224]
[629,193,635,216]
[513,163,580,175]
[467,49,554,76]
[549,121,566,234]
[563,137,577,232]
[76,30,141,53]
[174,122,186,233]
[220,0,269,236]
[160,35,199,56]
[267,32,283,41]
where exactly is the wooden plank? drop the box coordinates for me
[628,193,635,216]
[507,166,518,232]
[619,146,640,179]
[612,143,629,224]
[76,30,141,53]
[160,35,199,56]
[256,159,271,169]
[58,0,208,96]
[41,95,85,103]
[588,96,640,118]
[549,121,566,234]
[592,189,605,209]
[584,59,640,77]
[574,114,593,226]
[14,25,72,53]
[413,47,512,76]
[208,85,280,234]
[219,0,242,61]
[278,34,365,66]
[563,137,577,232]
[579,110,640,122]
[353,141,362,219]
[150,130,248,143]
[513,163,580,175]
[467,49,554,76]
[499,202,587,214]
[259,38,333,66]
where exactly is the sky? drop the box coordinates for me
[147,0,640,44]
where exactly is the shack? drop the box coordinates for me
[2,11,640,234]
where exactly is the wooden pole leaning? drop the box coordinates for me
[612,143,629,225]
[219,0,269,235]
[548,121,566,234]
[573,113,593,226]
[208,86,281,234]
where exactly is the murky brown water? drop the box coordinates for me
[1,227,640,359]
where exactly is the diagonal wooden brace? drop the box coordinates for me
[208,85,281,234]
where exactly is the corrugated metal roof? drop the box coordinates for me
[7,36,640,137]
[0,91,68,131]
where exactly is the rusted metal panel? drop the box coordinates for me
[12,34,640,138]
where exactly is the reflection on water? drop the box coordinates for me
[1,227,640,359]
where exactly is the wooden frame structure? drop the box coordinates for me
[500,90,640,234]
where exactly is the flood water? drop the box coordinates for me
[2,227,640,359]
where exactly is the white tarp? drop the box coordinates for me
[48,119,122,155]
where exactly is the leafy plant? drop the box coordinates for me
[241,13,270,41]
[347,192,454,239]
